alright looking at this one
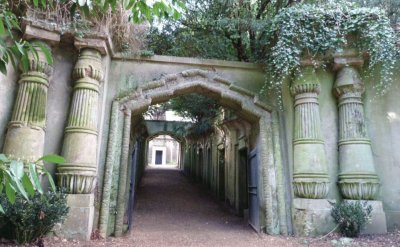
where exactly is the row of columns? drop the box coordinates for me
[292,51,379,201]
[2,29,104,240]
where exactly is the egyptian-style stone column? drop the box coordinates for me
[57,48,103,194]
[291,66,330,199]
[333,54,380,200]
[3,40,53,166]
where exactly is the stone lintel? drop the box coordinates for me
[293,198,336,237]
[58,194,94,241]
[344,200,387,235]
[23,24,60,45]
[333,49,364,71]
[74,37,108,55]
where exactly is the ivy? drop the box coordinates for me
[262,0,398,103]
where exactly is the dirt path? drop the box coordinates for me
[125,167,269,247]
[41,167,400,247]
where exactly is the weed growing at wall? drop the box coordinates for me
[260,1,398,105]
[330,200,372,237]
[0,190,69,244]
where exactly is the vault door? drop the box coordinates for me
[248,148,259,232]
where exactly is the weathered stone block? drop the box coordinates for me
[58,194,94,240]
[23,25,60,45]
[293,198,336,237]
[74,38,108,55]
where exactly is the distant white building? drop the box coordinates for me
[148,135,180,166]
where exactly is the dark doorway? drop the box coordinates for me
[155,150,163,165]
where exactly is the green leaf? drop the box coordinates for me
[22,174,35,197]
[0,203,4,214]
[10,160,24,179]
[0,154,8,163]
[12,174,29,201]
[33,0,39,8]
[38,154,65,164]
[5,182,15,204]
[35,41,53,65]
[45,170,56,192]
[82,5,90,16]
[20,55,30,72]
[70,3,77,17]
[0,19,5,35]
[6,50,17,70]
[125,0,135,10]
[0,60,7,75]
[29,163,43,194]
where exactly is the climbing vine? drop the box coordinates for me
[262,0,398,102]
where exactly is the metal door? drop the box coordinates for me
[248,148,259,232]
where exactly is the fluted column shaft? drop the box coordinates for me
[334,66,379,200]
[3,41,53,166]
[291,66,329,199]
[58,48,103,194]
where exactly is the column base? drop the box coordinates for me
[57,194,94,240]
[293,198,336,237]
[345,200,387,234]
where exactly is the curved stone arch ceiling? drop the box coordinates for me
[118,69,273,122]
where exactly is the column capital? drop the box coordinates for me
[72,48,104,84]
[20,40,53,78]
[333,66,364,98]
[290,66,321,96]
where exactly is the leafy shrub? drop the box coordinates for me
[330,200,372,237]
[0,190,69,244]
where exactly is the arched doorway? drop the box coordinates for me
[99,69,289,237]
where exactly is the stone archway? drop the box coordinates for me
[98,69,289,237]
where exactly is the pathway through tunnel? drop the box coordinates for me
[126,166,263,247]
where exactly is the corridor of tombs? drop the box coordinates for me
[118,92,271,245]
